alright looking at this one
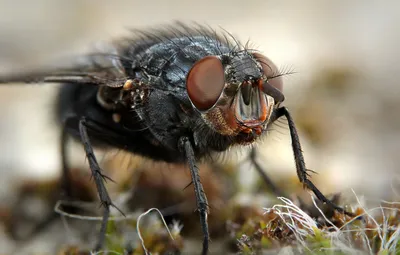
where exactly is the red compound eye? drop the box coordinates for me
[252,53,283,93]
[186,56,225,111]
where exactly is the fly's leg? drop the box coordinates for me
[78,117,125,251]
[249,148,322,214]
[179,137,209,255]
[249,148,287,196]
[265,106,354,217]
[60,125,72,199]
[7,125,75,243]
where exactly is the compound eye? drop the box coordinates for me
[253,53,283,92]
[186,56,225,111]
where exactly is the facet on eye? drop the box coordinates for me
[252,53,283,92]
[186,56,225,111]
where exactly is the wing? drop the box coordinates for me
[0,42,129,87]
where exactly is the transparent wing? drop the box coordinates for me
[0,41,129,87]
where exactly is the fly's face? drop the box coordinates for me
[186,51,284,144]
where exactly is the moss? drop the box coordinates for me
[226,197,400,255]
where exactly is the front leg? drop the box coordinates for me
[179,137,210,255]
[271,106,354,216]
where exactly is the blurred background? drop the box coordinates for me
[0,0,399,254]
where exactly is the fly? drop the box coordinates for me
[0,22,354,255]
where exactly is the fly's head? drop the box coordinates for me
[186,51,285,145]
